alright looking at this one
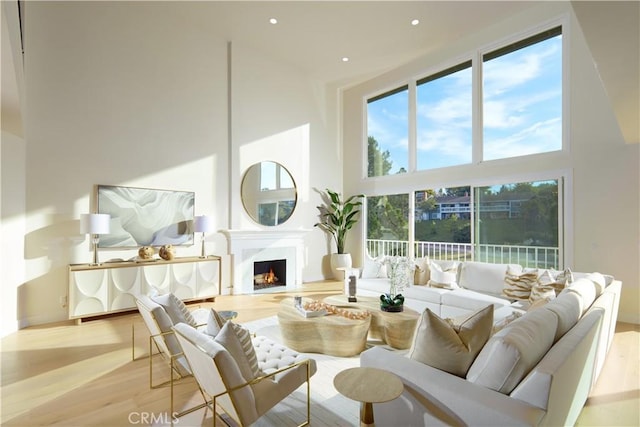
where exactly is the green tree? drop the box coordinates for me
[368,136,393,177]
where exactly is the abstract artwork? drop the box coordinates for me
[97,185,195,248]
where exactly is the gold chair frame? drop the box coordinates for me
[173,327,312,427]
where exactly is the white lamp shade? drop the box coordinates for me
[194,215,214,233]
[80,213,111,235]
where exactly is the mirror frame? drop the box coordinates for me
[241,161,297,226]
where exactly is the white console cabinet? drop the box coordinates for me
[68,256,221,322]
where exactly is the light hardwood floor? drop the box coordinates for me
[1,281,638,426]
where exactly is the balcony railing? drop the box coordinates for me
[366,239,559,269]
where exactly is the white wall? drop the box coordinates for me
[6,1,340,327]
[18,2,230,326]
[229,42,342,281]
[342,3,639,323]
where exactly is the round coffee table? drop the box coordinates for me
[334,367,403,426]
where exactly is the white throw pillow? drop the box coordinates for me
[466,308,558,394]
[205,308,227,337]
[427,260,459,289]
[408,305,493,377]
[361,253,387,279]
[459,262,519,296]
[214,321,260,381]
[151,293,196,327]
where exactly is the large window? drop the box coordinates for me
[483,27,563,161]
[417,62,472,170]
[367,179,561,269]
[365,25,563,174]
[366,193,409,256]
[367,86,409,177]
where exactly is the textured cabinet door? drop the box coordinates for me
[109,266,141,311]
[69,269,109,318]
[69,257,221,321]
[196,260,220,298]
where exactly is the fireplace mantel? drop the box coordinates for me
[222,229,310,294]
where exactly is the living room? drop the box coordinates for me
[1,1,638,426]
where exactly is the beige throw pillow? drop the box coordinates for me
[414,257,431,285]
[503,268,538,300]
[407,305,493,377]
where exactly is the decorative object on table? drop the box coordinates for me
[314,188,364,279]
[158,244,175,260]
[193,215,214,258]
[379,256,415,312]
[294,296,302,307]
[138,246,155,260]
[348,275,357,302]
[79,213,111,265]
[303,300,370,320]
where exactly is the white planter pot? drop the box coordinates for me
[330,253,352,280]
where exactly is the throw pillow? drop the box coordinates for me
[407,305,493,377]
[537,269,568,295]
[214,321,260,381]
[427,260,459,289]
[361,254,387,279]
[229,322,261,379]
[529,282,556,304]
[413,257,431,285]
[466,308,558,394]
[205,308,227,337]
[502,267,538,300]
[151,293,197,327]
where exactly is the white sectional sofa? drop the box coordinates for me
[354,258,621,426]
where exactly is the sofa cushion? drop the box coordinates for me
[441,288,512,312]
[408,305,493,377]
[459,262,522,297]
[503,267,538,300]
[403,285,450,304]
[542,291,582,342]
[561,278,597,314]
[466,308,558,394]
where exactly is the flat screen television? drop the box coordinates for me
[97,185,195,248]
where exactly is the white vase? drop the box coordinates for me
[330,253,353,280]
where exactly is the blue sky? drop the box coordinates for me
[367,34,562,174]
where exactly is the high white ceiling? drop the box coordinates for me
[187,1,538,86]
[3,1,637,143]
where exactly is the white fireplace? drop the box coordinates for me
[222,230,309,294]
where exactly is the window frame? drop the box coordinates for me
[362,16,569,177]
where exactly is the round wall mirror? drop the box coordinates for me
[241,161,297,226]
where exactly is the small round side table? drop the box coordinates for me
[333,366,403,426]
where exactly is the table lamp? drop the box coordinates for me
[194,215,214,258]
[80,213,110,265]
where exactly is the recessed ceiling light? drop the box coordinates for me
[411,19,420,26]
[342,57,350,62]
[269,18,278,24]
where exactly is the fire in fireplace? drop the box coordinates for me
[254,259,286,290]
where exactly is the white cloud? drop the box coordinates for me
[484,117,562,160]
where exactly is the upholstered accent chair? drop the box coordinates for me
[173,322,317,426]
[133,292,210,414]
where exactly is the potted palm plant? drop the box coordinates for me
[315,189,364,279]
